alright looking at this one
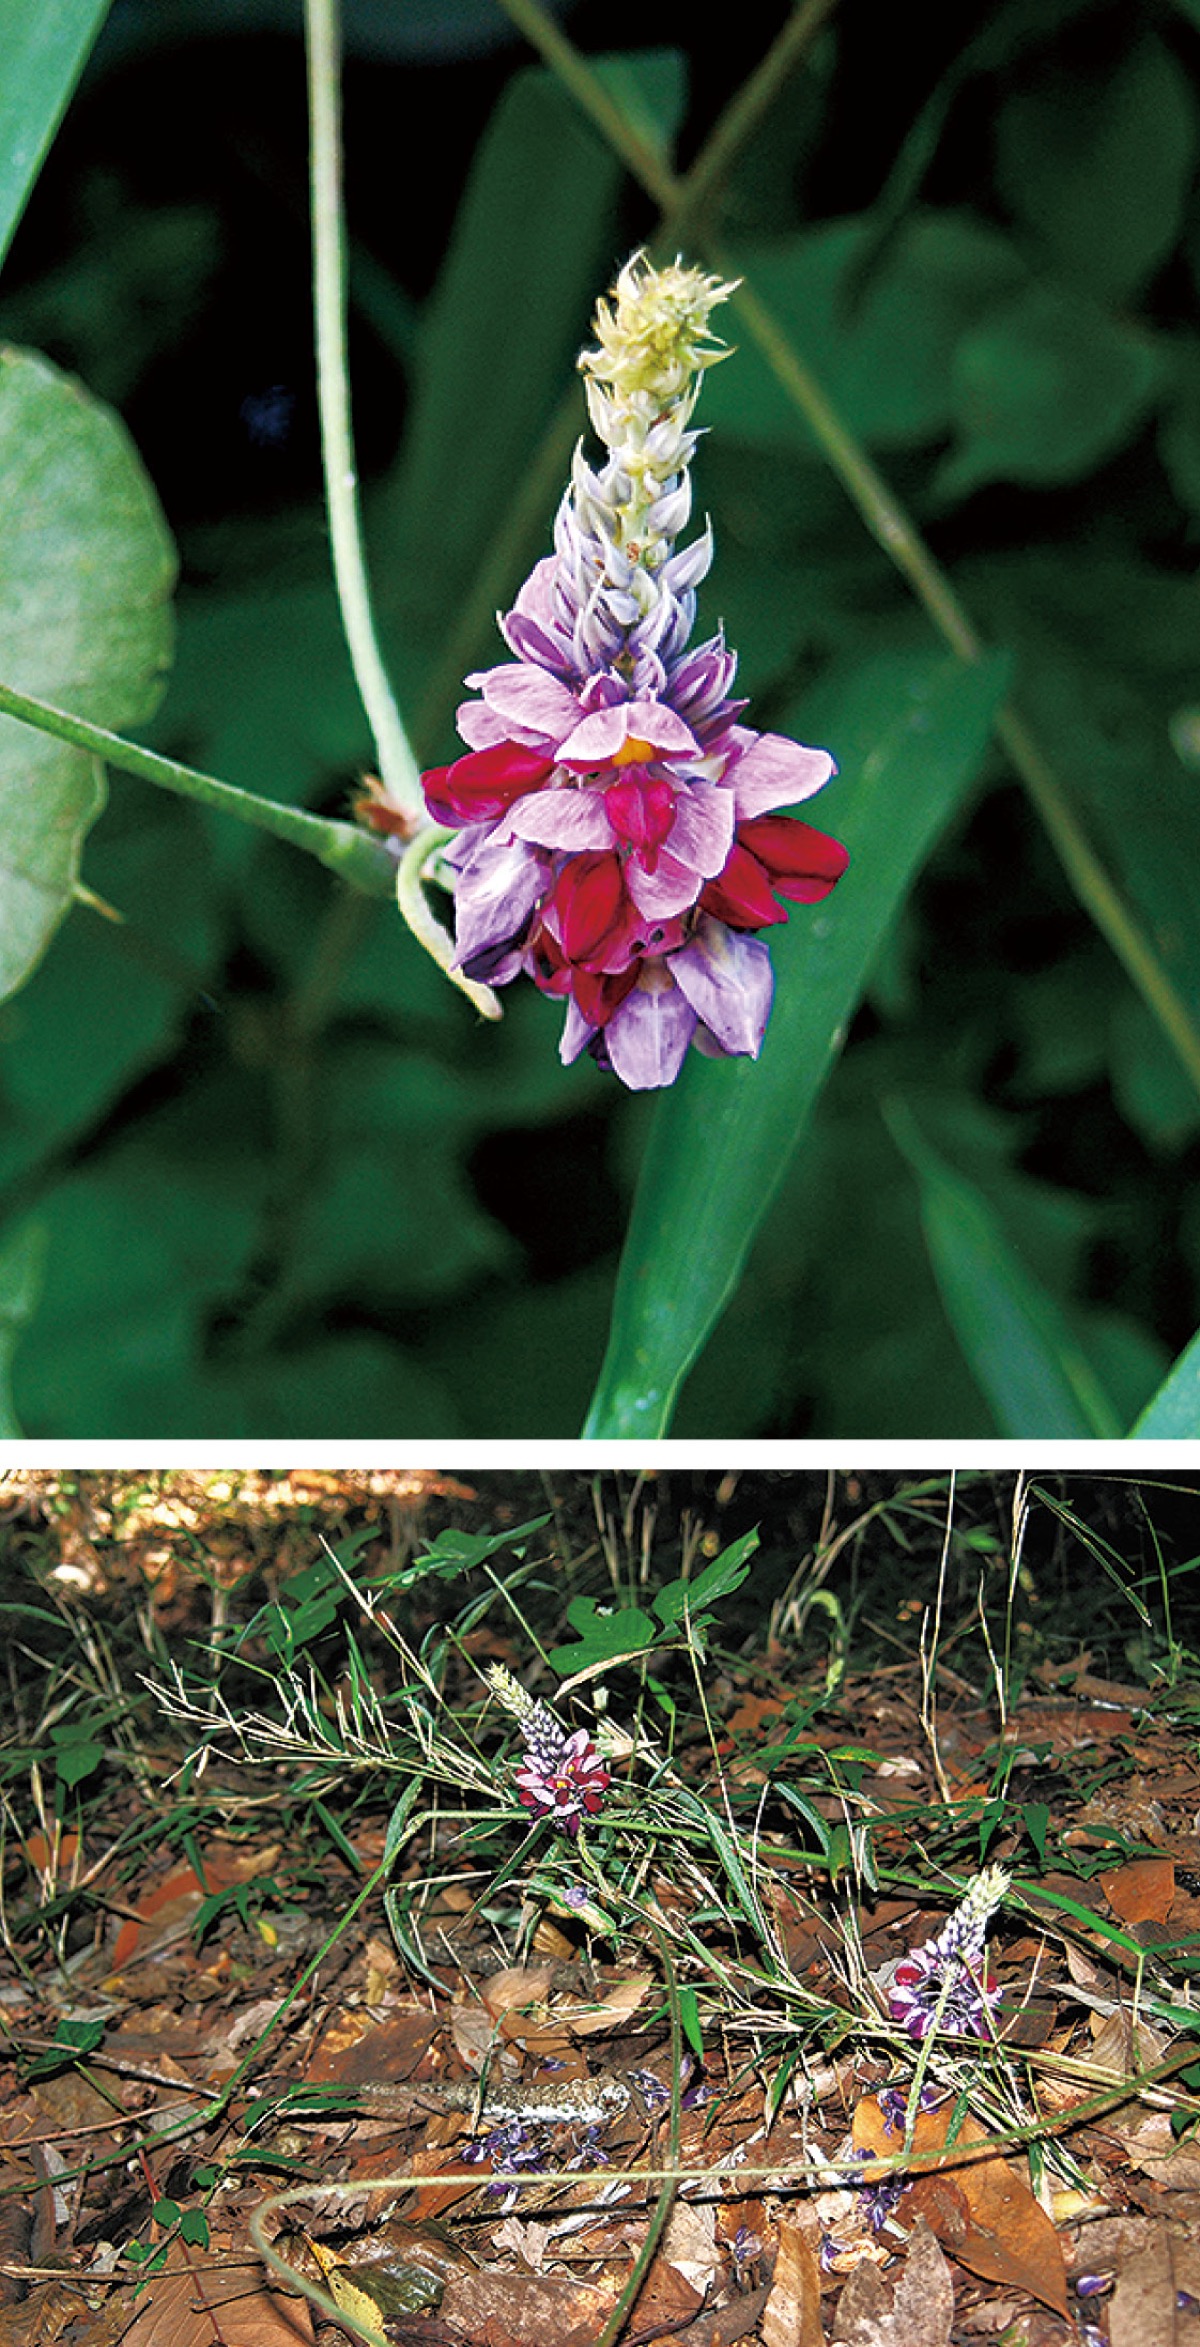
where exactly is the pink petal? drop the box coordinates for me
[468,663,582,746]
[671,923,774,1057]
[667,780,736,878]
[456,700,512,750]
[729,730,836,817]
[625,848,708,924]
[603,976,697,1090]
[508,789,611,851]
[557,698,700,768]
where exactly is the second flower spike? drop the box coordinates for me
[420,252,848,1090]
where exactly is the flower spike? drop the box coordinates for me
[887,1865,1010,2040]
[413,251,848,1088]
[485,1663,610,1837]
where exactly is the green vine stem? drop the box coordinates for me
[304,0,422,823]
[497,0,1200,1105]
[0,676,397,895]
[395,826,502,1020]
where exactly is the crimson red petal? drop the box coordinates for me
[422,740,555,825]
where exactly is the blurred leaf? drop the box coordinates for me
[994,34,1197,306]
[0,347,176,1001]
[1131,1328,1200,1437]
[193,1337,462,1439]
[977,555,1200,1049]
[1111,993,1200,1150]
[270,1038,514,1310]
[1157,336,1200,521]
[11,1144,257,1437]
[583,646,1010,1438]
[380,49,686,688]
[936,283,1164,496]
[884,1095,1122,1437]
[702,211,1026,451]
[0,196,221,405]
[0,790,223,1191]
[0,1220,45,1437]
[0,0,114,273]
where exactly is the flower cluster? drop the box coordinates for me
[418,252,848,1090]
[484,1661,610,1837]
[887,1866,1010,2041]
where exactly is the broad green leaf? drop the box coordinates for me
[0,346,176,1001]
[548,1597,658,1674]
[701,211,1026,452]
[936,283,1165,496]
[994,34,1197,307]
[0,0,114,275]
[583,646,1010,1438]
[884,1097,1122,1438]
[1131,1327,1200,1437]
[0,1219,44,1436]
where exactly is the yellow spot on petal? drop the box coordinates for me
[612,736,657,766]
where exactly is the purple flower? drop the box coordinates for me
[483,1664,611,1837]
[887,1866,1009,2041]
[513,1721,610,1837]
[412,254,847,1090]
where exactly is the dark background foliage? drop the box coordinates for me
[3,0,1200,1433]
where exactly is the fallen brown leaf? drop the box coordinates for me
[853,2097,1069,2319]
[119,2247,313,2347]
[1108,2230,1200,2346]
[1101,1858,1176,1927]
[759,2210,824,2347]
[831,2220,954,2345]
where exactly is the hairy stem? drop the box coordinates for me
[0,677,397,894]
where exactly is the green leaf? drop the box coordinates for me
[677,1987,703,2061]
[547,1596,657,1674]
[22,2016,105,2079]
[51,1723,104,1788]
[0,346,176,1001]
[1022,1802,1050,1867]
[936,282,1165,497]
[884,1097,1122,1438]
[1131,1327,1200,1437]
[399,1517,552,1582]
[583,647,1010,1438]
[701,211,1026,452]
[0,1219,44,1436]
[994,34,1197,306]
[0,0,115,275]
[652,1530,760,1626]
